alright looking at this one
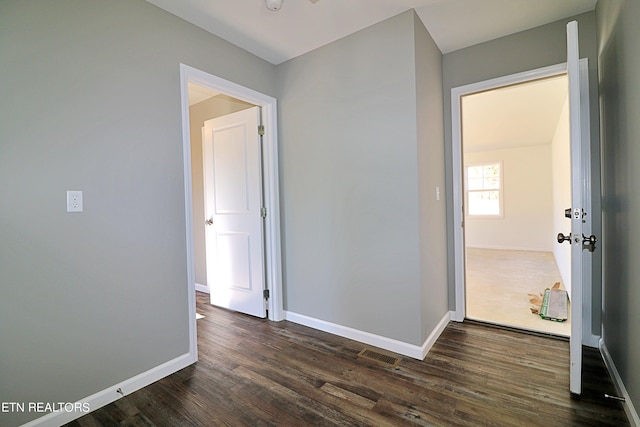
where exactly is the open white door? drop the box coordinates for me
[203,106,267,318]
[566,20,585,395]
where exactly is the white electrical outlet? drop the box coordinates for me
[66,190,83,212]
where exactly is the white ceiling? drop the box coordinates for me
[146,0,597,65]
[172,1,586,145]
[462,75,568,152]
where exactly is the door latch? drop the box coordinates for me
[573,208,581,220]
[565,208,587,221]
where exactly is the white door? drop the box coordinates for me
[202,106,266,318]
[566,20,592,395]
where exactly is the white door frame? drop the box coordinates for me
[179,64,284,355]
[450,61,595,346]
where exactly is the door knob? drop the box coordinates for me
[582,234,597,252]
[557,232,571,244]
[205,218,213,226]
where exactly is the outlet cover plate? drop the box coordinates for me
[67,190,83,212]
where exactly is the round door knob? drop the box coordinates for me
[557,232,571,244]
[205,218,213,226]
[583,234,597,245]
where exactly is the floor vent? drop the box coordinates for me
[357,348,401,368]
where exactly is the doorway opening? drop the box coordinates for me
[451,59,591,336]
[461,74,571,337]
[179,64,283,358]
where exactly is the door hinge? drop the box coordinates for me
[261,207,267,218]
[258,125,265,136]
[263,289,270,300]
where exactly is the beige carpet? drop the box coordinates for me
[465,248,571,337]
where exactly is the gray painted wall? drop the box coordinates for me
[442,12,603,336]
[275,11,448,346]
[414,14,449,343]
[0,1,275,425]
[596,0,640,413]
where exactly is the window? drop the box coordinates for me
[465,162,502,217]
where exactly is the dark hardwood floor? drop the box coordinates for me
[67,292,628,426]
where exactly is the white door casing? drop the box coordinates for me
[203,107,266,318]
[452,62,569,323]
[180,63,283,362]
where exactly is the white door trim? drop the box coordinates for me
[450,62,594,345]
[179,64,284,357]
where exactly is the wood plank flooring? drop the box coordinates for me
[66,292,628,426]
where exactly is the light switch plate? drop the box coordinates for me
[67,190,83,212]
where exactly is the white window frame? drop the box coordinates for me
[464,161,504,218]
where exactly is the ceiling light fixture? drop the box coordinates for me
[265,0,283,11]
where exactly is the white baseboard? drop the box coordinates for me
[600,339,640,427]
[585,333,600,349]
[284,310,452,360]
[195,283,210,294]
[22,352,197,427]
[420,312,453,359]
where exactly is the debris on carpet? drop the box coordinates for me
[528,282,568,322]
